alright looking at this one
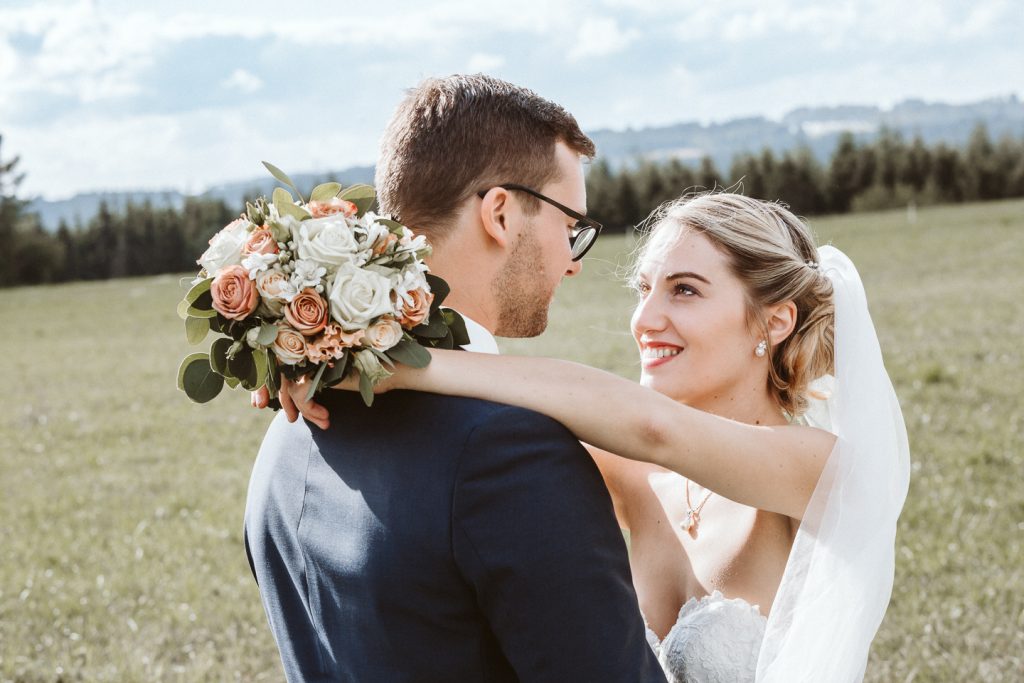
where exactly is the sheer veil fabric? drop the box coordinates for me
[756,246,911,682]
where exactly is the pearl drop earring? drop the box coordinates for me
[755,340,767,357]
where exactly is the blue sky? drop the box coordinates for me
[1,0,1021,199]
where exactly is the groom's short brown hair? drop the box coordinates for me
[375,74,595,241]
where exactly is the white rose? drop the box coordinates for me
[198,218,249,273]
[365,317,404,351]
[328,264,395,331]
[294,215,365,271]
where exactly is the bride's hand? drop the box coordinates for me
[250,376,330,430]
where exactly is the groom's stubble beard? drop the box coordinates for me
[492,223,551,338]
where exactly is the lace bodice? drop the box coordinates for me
[645,591,767,683]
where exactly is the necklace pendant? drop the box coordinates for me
[681,509,696,531]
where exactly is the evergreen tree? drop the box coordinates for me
[0,135,28,286]
[827,132,861,213]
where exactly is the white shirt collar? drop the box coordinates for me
[457,312,500,354]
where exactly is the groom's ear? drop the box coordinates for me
[765,300,798,346]
[478,187,513,250]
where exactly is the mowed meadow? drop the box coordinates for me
[1,199,1022,682]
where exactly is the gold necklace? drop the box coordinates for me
[681,478,713,532]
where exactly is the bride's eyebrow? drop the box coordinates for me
[665,271,711,285]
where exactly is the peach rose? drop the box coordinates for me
[210,265,259,320]
[242,228,280,256]
[306,324,365,363]
[365,317,403,351]
[398,288,434,329]
[308,197,358,219]
[284,288,329,336]
[271,326,307,365]
[372,232,399,257]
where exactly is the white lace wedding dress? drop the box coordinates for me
[645,591,767,683]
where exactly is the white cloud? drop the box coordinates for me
[466,52,506,73]
[222,68,263,94]
[567,17,640,62]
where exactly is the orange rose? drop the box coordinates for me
[372,232,399,257]
[398,288,434,329]
[210,265,259,320]
[308,198,358,219]
[306,324,365,363]
[271,326,307,365]
[242,228,279,256]
[284,288,329,336]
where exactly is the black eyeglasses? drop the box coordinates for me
[477,183,603,261]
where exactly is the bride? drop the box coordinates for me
[272,192,910,682]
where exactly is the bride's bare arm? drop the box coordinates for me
[389,349,834,520]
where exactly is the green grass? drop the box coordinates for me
[2,199,1022,681]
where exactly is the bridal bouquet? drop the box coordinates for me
[176,162,468,407]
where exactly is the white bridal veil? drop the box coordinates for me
[756,246,911,682]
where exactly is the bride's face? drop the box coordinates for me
[630,227,762,408]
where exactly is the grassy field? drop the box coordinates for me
[2,199,1022,681]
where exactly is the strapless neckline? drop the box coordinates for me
[644,590,768,683]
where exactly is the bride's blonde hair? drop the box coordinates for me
[633,192,834,417]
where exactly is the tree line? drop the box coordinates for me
[2,124,1023,287]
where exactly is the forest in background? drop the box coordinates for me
[2,123,1023,287]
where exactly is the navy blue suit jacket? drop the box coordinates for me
[244,389,664,682]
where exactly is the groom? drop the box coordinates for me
[244,74,664,682]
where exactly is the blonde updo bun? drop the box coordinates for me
[634,192,834,417]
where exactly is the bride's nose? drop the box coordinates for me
[631,290,667,337]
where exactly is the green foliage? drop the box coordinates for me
[584,129,1024,231]
[338,184,376,217]
[309,182,342,202]
[262,161,304,203]
[177,353,225,403]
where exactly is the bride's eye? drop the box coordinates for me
[674,283,698,297]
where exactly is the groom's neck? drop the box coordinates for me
[425,248,500,336]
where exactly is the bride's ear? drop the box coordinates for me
[478,187,512,250]
[765,301,798,346]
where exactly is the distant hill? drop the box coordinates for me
[27,95,1024,230]
[28,166,376,232]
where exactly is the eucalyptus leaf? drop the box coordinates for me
[228,348,257,386]
[224,375,240,389]
[272,187,294,213]
[176,298,191,320]
[185,316,210,345]
[321,354,350,387]
[338,184,376,217]
[411,315,448,339]
[263,161,305,202]
[178,354,225,403]
[184,277,213,305]
[186,290,217,318]
[425,273,450,310]
[256,324,279,347]
[306,362,328,402]
[386,338,432,368]
[279,200,312,222]
[369,347,396,368]
[210,337,233,377]
[447,310,471,347]
[376,218,406,235]
[310,182,342,202]
[253,348,269,388]
[358,368,374,407]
